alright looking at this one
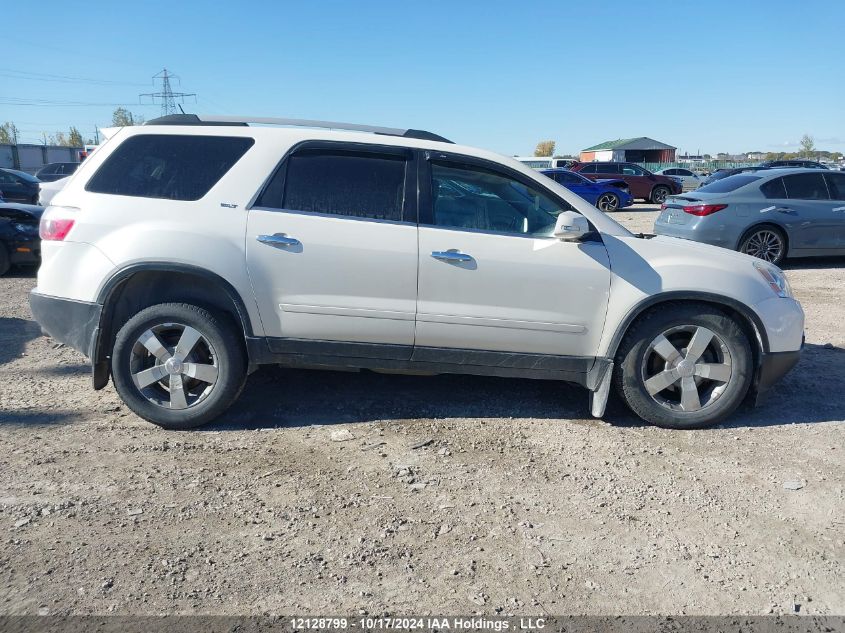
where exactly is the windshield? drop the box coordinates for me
[697,174,762,193]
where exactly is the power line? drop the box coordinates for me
[0,97,146,107]
[0,68,147,87]
[140,69,196,116]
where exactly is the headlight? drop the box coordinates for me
[754,262,792,298]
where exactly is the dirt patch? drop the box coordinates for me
[0,208,842,615]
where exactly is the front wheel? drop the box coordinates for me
[739,226,786,265]
[111,303,247,429]
[596,192,620,212]
[614,303,753,429]
[650,186,670,205]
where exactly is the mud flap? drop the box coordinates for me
[589,361,613,418]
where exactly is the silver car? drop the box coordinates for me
[654,168,845,265]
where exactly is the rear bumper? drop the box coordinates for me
[29,290,102,359]
[653,222,736,249]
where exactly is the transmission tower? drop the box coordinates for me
[140,68,196,116]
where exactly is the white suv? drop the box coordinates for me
[30,115,804,430]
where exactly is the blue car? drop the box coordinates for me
[540,168,634,212]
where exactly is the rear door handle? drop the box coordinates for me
[257,233,301,248]
[431,250,473,262]
[833,206,845,212]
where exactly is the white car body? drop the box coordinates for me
[29,116,804,429]
[37,176,70,206]
[656,168,702,192]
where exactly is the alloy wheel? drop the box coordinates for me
[640,325,733,413]
[742,230,784,263]
[652,187,669,204]
[597,193,619,212]
[129,323,219,410]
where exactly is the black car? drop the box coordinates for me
[0,203,42,275]
[758,159,828,169]
[35,162,80,183]
[0,168,40,204]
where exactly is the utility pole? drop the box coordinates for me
[140,68,196,117]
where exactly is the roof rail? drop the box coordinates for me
[145,114,453,143]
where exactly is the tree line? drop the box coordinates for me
[0,107,146,147]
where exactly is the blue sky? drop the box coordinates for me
[2,0,843,155]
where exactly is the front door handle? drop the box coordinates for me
[257,233,301,248]
[833,206,845,212]
[431,250,473,262]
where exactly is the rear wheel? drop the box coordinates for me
[614,303,753,429]
[739,226,786,265]
[596,192,620,212]
[111,302,247,429]
[650,186,670,205]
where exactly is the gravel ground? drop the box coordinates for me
[0,205,843,616]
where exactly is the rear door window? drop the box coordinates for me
[257,148,408,221]
[783,173,830,200]
[86,134,255,201]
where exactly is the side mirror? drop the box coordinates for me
[553,211,589,241]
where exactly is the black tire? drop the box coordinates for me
[650,185,670,205]
[111,302,247,430]
[0,243,9,276]
[738,225,786,266]
[613,303,753,429]
[596,192,620,212]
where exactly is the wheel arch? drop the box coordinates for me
[735,221,790,255]
[91,263,256,388]
[649,183,672,200]
[606,292,769,364]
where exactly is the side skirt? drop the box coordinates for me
[248,337,611,390]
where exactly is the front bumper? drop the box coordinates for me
[29,290,102,359]
[8,239,40,265]
[753,347,802,405]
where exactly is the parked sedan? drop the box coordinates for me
[570,162,682,203]
[35,162,80,183]
[0,203,43,275]
[540,168,634,211]
[655,167,702,192]
[654,168,845,265]
[0,168,40,204]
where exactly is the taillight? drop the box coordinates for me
[39,217,75,241]
[682,204,728,217]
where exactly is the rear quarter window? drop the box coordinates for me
[85,134,255,201]
[760,177,787,199]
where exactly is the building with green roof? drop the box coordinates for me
[580,137,676,163]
